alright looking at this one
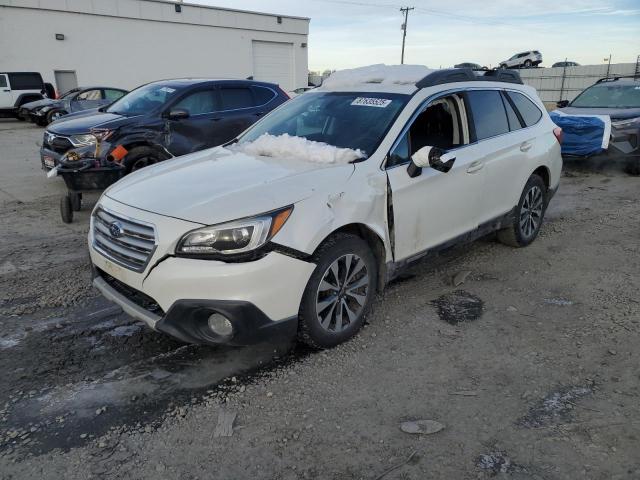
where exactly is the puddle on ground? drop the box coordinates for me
[431,290,484,325]
[517,383,594,428]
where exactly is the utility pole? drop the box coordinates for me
[605,54,612,79]
[400,7,414,64]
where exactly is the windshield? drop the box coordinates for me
[571,83,640,108]
[238,92,408,157]
[106,83,180,115]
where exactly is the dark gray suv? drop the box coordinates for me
[557,76,640,174]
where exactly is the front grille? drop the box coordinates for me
[92,207,157,272]
[96,268,165,316]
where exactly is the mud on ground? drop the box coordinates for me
[0,121,639,479]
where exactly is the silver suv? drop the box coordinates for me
[499,51,542,69]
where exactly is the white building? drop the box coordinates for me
[0,0,309,94]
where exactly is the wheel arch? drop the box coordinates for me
[532,165,550,189]
[312,223,388,292]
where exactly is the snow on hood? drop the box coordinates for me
[105,145,354,224]
[322,64,434,88]
[232,133,365,164]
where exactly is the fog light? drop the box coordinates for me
[208,313,233,337]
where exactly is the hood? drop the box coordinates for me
[558,106,640,121]
[22,98,55,111]
[106,147,355,225]
[48,111,141,134]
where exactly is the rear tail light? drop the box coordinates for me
[553,127,563,144]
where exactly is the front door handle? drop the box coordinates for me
[210,117,222,122]
[254,111,265,117]
[520,141,532,152]
[466,160,483,173]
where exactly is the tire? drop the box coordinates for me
[46,109,67,124]
[524,59,532,68]
[123,146,160,174]
[60,195,73,224]
[297,233,378,349]
[624,157,640,176]
[497,174,547,248]
[70,193,82,212]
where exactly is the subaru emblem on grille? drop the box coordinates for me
[109,221,124,238]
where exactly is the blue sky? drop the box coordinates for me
[191,0,640,71]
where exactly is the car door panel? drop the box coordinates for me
[72,89,103,112]
[0,74,13,108]
[387,142,486,261]
[212,85,262,146]
[165,88,221,156]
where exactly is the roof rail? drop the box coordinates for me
[595,75,639,84]
[415,68,523,89]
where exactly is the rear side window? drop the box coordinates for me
[501,93,523,131]
[506,92,542,127]
[7,73,43,90]
[220,87,254,110]
[466,90,509,140]
[253,86,276,106]
[173,90,218,115]
[0,76,7,88]
[104,89,126,101]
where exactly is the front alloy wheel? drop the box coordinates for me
[316,254,370,333]
[298,233,377,348]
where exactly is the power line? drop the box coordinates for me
[400,7,414,64]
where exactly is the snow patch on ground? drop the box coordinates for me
[234,134,364,164]
[322,64,434,88]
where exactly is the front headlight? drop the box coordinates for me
[176,206,293,257]
[611,117,640,129]
[69,129,114,147]
[69,134,97,147]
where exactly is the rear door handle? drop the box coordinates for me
[254,111,265,117]
[466,160,483,173]
[210,117,222,122]
[520,141,532,152]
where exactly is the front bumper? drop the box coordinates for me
[89,200,316,345]
[40,146,63,170]
[92,271,299,345]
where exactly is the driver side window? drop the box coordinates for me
[387,93,469,168]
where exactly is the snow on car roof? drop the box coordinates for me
[319,64,435,93]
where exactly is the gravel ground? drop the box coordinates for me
[1,120,639,479]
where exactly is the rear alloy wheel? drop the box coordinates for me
[298,233,377,349]
[46,109,67,124]
[497,174,547,247]
[524,59,533,68]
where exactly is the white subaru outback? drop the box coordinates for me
[89,65,562,349]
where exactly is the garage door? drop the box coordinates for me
[252,41,294,92]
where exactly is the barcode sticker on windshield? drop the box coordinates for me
[351,97,392,108]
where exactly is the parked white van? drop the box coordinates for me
[89,65,562,349]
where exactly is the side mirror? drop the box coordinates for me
[556,100,569,108]
[166,108,190,120]
[407,146,456,178]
